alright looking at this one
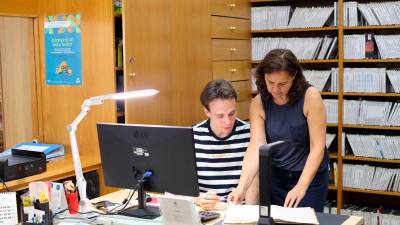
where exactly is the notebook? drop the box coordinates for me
[0,192,18,224]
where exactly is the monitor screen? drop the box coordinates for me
[97,123,199,197]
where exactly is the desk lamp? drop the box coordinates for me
[67,89,159,214]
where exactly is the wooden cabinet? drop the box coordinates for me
[120,0,251,125]
[0,16,40,151]
[122,0,212,126]
[212,61,251,81]
[211,0,251,19]
[212,39,251,61]
[211,0,252,119]
[212,16,251,39]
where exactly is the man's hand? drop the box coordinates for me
[227,187,245,204]
[195,191,220,211]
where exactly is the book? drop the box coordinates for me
[223,204,319,224]
[12,142,65,160]
[271,205,319,224]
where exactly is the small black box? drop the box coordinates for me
[0,149,46,181]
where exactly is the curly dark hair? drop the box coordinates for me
[255,49,308,105]
[200,79,237,110]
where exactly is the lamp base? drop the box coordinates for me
[55,211,98,221]
[258,216,275,225]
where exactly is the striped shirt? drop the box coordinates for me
[193,118,250,200]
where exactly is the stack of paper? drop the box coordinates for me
[271,205,319,224]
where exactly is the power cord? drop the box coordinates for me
[53,170,152,218]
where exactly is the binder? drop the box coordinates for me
[12,142,65,160]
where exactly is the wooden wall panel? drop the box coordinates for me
[0,0,116,158]
[170,0,212,125]
[0,17,36,148]
[124,0,212,126]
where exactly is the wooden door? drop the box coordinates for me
[123,0,212,126]
[0,16,40,150]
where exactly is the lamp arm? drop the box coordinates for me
[66,100,91,213]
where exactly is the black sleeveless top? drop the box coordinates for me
[260,86,329,172]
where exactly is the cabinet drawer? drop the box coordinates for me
[237,100,251,120]
[212,39,250,61]
[212,16,250,39]
[232,80,252,101]
[213,61,250,81]
[211,0,250,19]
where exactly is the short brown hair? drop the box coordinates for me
[200,79,237,110]
[255,48,308,104]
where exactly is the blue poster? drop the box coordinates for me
[44,14,82,85]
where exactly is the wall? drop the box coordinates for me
[0,0,116,158]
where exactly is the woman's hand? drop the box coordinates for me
[195,191,220,211]
[284,184,307,208]
[227,187,245,204]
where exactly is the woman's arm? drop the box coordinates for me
[284,86,327,208]
[228,94,267,203]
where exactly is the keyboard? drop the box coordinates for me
[199,210,220,222]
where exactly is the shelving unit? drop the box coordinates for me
[114,11,125,123]
[250,0,400,215]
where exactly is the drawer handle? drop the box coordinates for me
[229,26,237,31]
[228,48,237,52]
[129,72,136,79]
[228,3,236,8]
[229,68,237,73]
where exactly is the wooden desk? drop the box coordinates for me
[0,155,101,191]
[77,190,364,225]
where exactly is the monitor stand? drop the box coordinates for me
[119,178,160,219]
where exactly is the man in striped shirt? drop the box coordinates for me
[193,79,251,210]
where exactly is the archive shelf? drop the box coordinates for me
[321,92,338,96]
[329,185,338,190]
[343,59,400,63]
[343,155,400,164]
[342,124,400,131]
[343,25,400,31]
[342,188,400,197]
[251,0,400,214]
[343,93,400,97]
[252,27,338,34]
[114,11,125,123]
[252,59,339,64]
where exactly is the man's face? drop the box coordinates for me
[204,98,237,138]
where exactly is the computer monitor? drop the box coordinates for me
[97,123,199,219]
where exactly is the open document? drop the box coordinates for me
[224,204,319,224]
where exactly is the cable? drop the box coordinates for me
[54,173,148,218]
[0,178,9,192]
[104,189,135,214]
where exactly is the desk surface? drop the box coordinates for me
[1,155,101,191]
[61,190,363,225]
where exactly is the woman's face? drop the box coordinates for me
[265,71,294,101]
